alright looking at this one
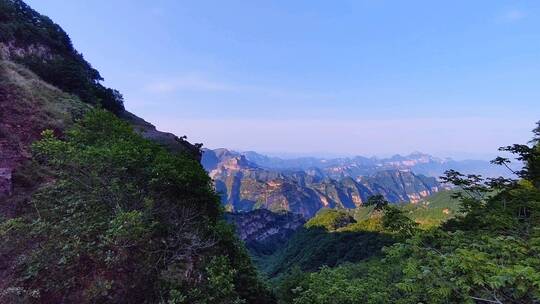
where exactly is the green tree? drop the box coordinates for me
[0,110,274,303]
[280,121,540,304]
[381,205,418,237]
[365,194,389,212]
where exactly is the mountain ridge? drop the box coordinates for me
[212,148,510,178]
[203,148,445,218]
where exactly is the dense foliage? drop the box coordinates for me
[260,207,400,278]
[262,196,430,279]
[0,0,124,113]
[262,226,394,276]
[0,110,274,303]
[275,123,540,304]
[305,209,356,230]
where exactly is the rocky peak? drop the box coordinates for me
[201,148,241,171]
[205,148,443,218]
[221,155,253,171]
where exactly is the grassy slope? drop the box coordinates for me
[0,60,90,214]
[351,189,462,228]
[402,189,462,227]
[0,60,89,129]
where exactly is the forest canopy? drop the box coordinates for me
[273,122,540,304]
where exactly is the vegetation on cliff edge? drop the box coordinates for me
[0,110,275,303]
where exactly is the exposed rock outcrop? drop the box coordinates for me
[119,111,201,160]
[0,168,12,198]
[203,148,443,218]
[226,209,306,255]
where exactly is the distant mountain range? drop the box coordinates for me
[238,150,512,178]
[202,148,456,218]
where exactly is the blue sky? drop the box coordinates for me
[26,0,540,159]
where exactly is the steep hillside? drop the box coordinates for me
[0,0,123,113]
[0,60,89,213]
[358,170,440,203]
[0,0,200,208]
[260,193,460,277]
[0,1,275,303]
[1,111,275,303]
[0,0,199,159]
[260,209,394,276]
[0,61,88,167]
[226,209,305,256]
[203,148,443,218]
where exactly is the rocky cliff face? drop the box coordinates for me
[203,148,443,218]
[226,209,306,255]
[358,170,441,203]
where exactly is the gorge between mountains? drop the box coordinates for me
[201,148,502,218]
[2,1,537,302]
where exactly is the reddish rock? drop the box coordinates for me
[0,168,12,198]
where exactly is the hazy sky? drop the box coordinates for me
[26,0,540,159]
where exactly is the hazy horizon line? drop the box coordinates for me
[203,146,508,162]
